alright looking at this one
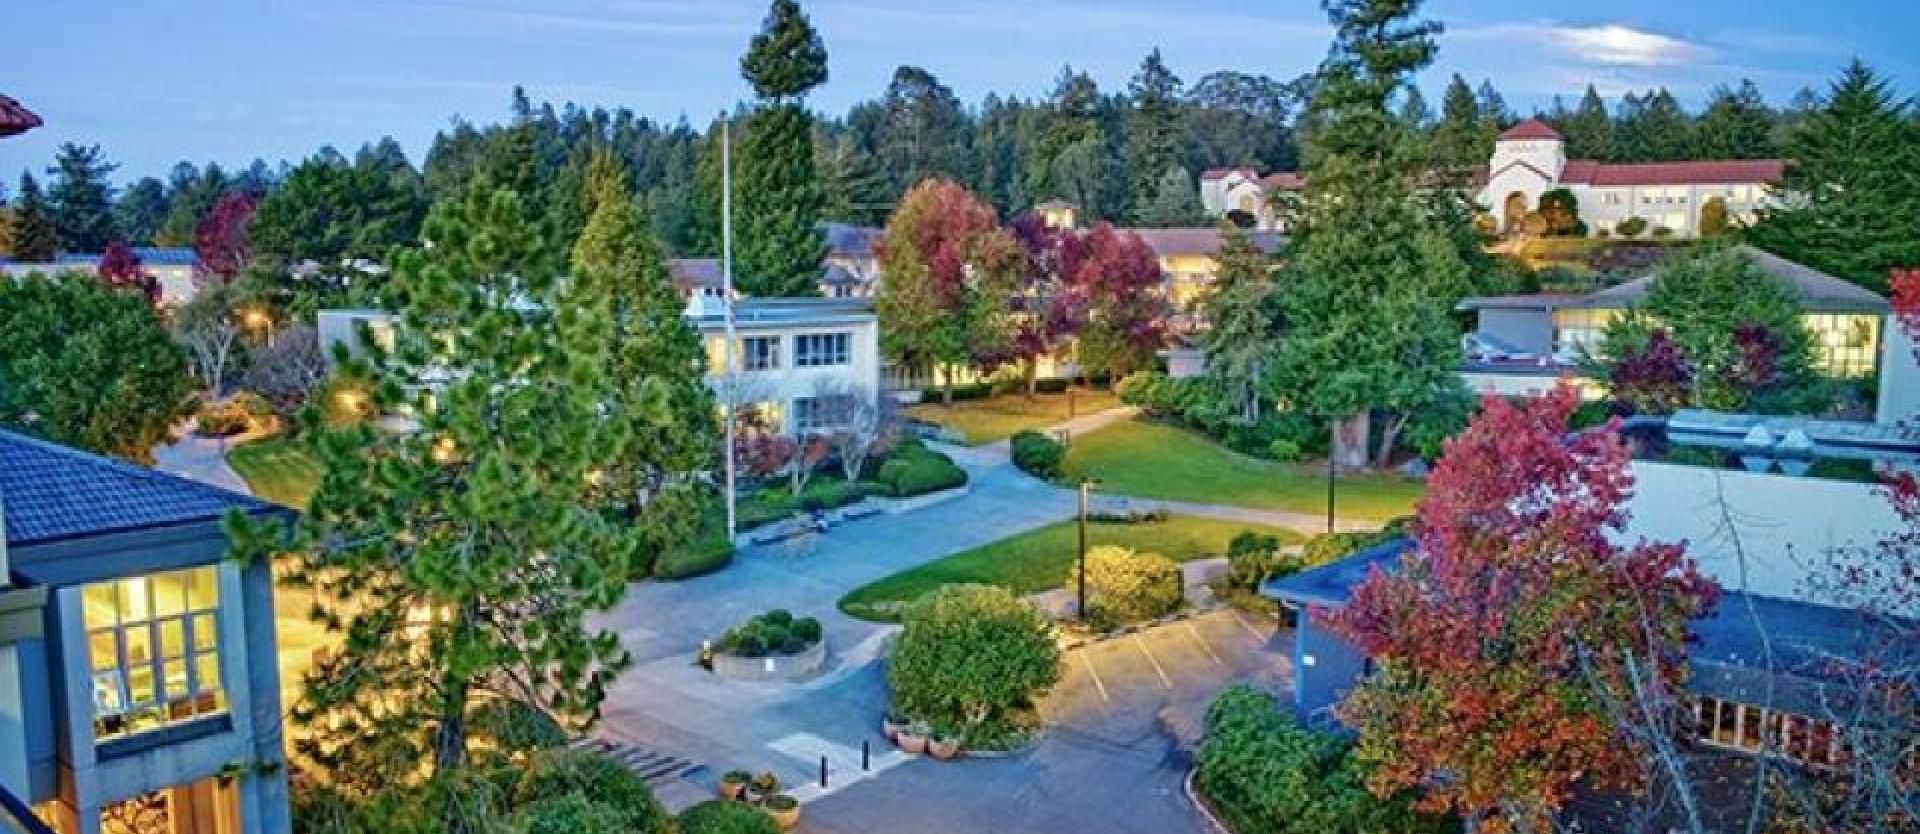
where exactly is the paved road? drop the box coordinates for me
[150,420,261,495]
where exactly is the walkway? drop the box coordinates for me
[150,420,259,496]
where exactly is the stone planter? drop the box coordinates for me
[927,738,960,760]
[718,773,750,801]
[895,729,929,755]
[709,639,828,682]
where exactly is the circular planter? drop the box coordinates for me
[718,778,748,801]
[709,639,828,682]
[764,799,801,832]
[927,738,960,760]
[895,730,929,755]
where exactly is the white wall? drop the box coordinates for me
[1,264,199,307]
[1878,313,1920,425]
[705,319,882,435]
[1623,462,1902,608]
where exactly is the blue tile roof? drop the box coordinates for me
[1,247,198,268]
[0,429,278,547]
[1261,537,1413,608]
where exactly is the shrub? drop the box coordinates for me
[1010,430,1064,478]
[1299,517,1412,568]
[875,447,966,497]
[1266,439,1302,462]
[1033,377,1071,394]
[1615,216,1648,238]
[1085,506,1169,525]
[889,584,1059,746]
[718,610,823,657]
[1225,532,1292,591]
[1196,685,1452,834]
[1078,545,1184,629]
[1651,224,1675,239]
[514,749,670,834]
[675,801,780,834]
[195,397,255,437]
[1114,370,1166,407]
[921,382,993,402]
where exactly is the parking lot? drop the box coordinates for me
[800,609,1292,834]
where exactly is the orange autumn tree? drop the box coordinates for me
[1322,385,1719,832]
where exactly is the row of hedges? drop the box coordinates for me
[918,376,1082,402]
[874,439,967,497]
[1010,430,1064,479]
[1195,686,1455,834]
[716,609,823,658]
[888,584,1058,749]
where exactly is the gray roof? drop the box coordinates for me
[668,258,722,291]
[821,223,883,259]
[686,297,876,330]
[0,429,280,548]
[1568,246,1887,314]
[1128,228,1287,259]
[1456,293,1588,312]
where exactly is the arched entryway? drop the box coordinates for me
[1502,191,1529,234]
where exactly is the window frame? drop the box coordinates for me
[794,332,851,368]
[742,336,782,372]
[83,567,226,742]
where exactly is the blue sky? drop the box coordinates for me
[2,0,1913,184]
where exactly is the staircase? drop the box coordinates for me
[570,737,702,788]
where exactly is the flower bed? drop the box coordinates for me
[709,610,828,682]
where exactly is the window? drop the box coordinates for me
[793,394,856,433]
[83,567,225,740]
[1693,696,1851,768]
[743,336,781,371]
[795,333,851,367]
[1802,314,1881,378]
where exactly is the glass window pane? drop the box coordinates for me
[83,584,119,628]
[188,568,218,611]
[89,630,119,673]
[127,665,155,706]
[116,578,149,623]
[91,671,124,716]
[150,572,187,617]
[192,613,218,652]
[195,654,221,691]
[159,619,186,659]
[162,659,189,699]
[123,626,152,667]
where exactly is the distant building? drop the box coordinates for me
[0,248,201,307]
[0,430,294,834]
[1457,246,1888,400]
[663,223,884,300]
[1199,118,1784,240]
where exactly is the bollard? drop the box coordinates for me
[819,755,829,788]
[862,740,870,771]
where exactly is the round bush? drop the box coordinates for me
[519,794,628,834]
[1266,438,1302,462]
[1076,546,1183,628]
[1114,370,1166,406]
[1010,430,1064,478]
[1225,532,1286,591]
[889,584,1059,745]
[676,800,780,834]
[878,455,966,497]
[514,748,669,834]
[718,610,824,657]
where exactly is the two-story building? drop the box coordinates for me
[0,430,294,834]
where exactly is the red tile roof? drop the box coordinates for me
[1499,118,1562,141]
[1200,167,1259,181]
[0,94,43,137]
[1259,172,1305,190]
[1558,158,1783,187]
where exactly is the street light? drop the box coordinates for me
[1076,478,1100,622]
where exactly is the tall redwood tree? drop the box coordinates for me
[1323,385,1718,833]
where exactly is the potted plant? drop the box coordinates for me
[928,733,960,760]
[749,771,780,803]
[894,719,930,755]
[881,708,905,741]
[718,770,752,801]
[763,794,801,831]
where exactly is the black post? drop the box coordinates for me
[862,740,871,771]
[1077,481,1089,622]
[820,755,828,788]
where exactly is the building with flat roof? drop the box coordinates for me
[0,430,294,834]
[0,249,201,308]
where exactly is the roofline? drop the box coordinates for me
[6,503,291,550]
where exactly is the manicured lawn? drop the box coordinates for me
[227,437,324,509]
[1062,418,1423,523]
[907,387,1121,444]
[838,514,1302,622]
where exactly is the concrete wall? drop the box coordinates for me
[1289,608,1368,726]
[1622,461,1902,609]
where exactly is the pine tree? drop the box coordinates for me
[45,142,119,252]
[1748,60,1920,293]
[7,173,59,262]
[1614,88,1693,160]
[736,0,830,296]
[155,162,231,247]
[114,177,170,246]
[568,151,718,577]
[266,186,642,821]
[1197,226,1280,422]
[1268,0,1468,469]
[871,65,971,195]
[1429,74,1491,177]
[1125,49,1188,223]
[1026,68,1107,214]
[1397,85,1433,130]
[1562,85,1614,160]
[1694,79,1776,160]
[1136,166,1204,227]
[818,131,890,225]
[1474,79,1509,129]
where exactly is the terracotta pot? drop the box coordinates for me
[765,799,802,832]
[895,730,929,755]
[718,779,748,801]
[928,738,960,760]
[881,716,902,741]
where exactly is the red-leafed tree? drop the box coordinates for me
[194,190,257,283]
[1322,385,1718,834]
[96,240,159,305]
[1069,222,1167,382]
[1607,327,1693,416]
[875,178,1020,404]
[1005,211,1089,397]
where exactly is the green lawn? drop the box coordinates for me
[907,387,1121,445]
[838,514,1302,622]
[227,437,324,509]
[1062,418,1423,523]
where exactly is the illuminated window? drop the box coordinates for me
[83,567,226,740]
[1693,696,1849,768]
[793,394,857,433]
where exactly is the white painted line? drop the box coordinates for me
[1229,611,1268,643]
[1132,634,1173,690]
[1183,621,1227,669]
[770,732,912,803]
[1079,649,1111,703]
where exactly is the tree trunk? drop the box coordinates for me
[1023,357,1038,400]
[942,364,955,407]
[1374,412,1408,470]
[433,675,469,777]
[1329,412,1370,471]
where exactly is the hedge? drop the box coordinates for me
[1009,430,1064,479]
[675,801,780,834]
[717,609,824,657]
[513,748,671,834]
[1078,546,1183,628]
[875,442,967,497]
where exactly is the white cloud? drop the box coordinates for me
[1452,22,1709,68]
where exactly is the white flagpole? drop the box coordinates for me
[722,117,739,543]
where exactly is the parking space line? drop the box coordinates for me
[1131,635,1173,690]
[1079,650,1111,702]
[1229,610,1269,643]
[1182,621,1227,669]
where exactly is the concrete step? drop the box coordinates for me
[569,737,702,786]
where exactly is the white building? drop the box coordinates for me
[0,248,202,307]
[1198,169,1300,231]
[318,293,882,439]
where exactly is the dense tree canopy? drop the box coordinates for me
[875,178,1019,402]
[6,173,59,262]
[45,142,119,252]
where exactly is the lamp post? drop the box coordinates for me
[721,117,740,543]
[1076,479,1097,622]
